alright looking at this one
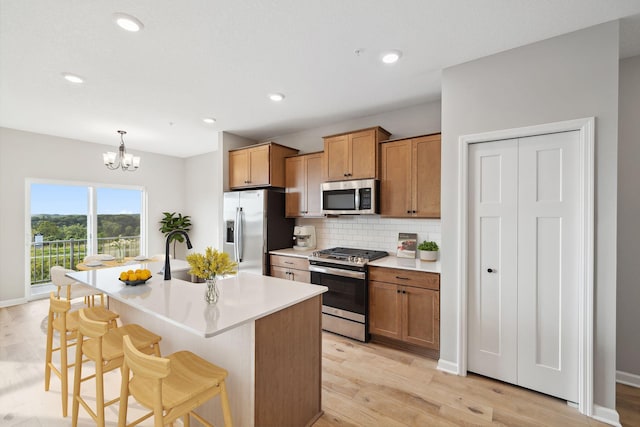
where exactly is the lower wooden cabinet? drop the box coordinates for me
[368,266,440,356]
[270,254,310,283]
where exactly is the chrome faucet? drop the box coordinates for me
[164,230,193,280]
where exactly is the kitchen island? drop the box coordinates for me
[67,262,327,427]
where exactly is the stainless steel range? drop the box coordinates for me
[309,247,388,341]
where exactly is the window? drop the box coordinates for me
[28,181,145,286]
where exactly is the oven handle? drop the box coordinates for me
[309,265,366,280]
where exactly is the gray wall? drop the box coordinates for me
[617,54,640,379]
[0,127,187,304]
[441,21,619,411]
[264,101,441,153]
[185,150,219,254]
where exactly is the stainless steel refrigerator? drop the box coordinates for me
[223,189,294,275]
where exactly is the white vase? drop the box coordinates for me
[419,250,438,262]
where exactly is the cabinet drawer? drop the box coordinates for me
[369,266,439,291]
[270,255,309,271]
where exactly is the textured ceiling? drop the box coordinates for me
[1,0,640,157]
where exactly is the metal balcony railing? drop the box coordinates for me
[30,236,141,285]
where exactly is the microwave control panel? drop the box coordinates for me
[359,188,372,210]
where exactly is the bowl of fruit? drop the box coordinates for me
[119,268,152,286]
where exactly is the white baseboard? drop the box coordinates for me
[437,359,459,375]
[592,404,621,427]
[0,297,27,308]
[616,370,640,388]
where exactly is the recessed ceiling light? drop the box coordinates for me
[202,117,216,124]
[381,50,402,64]
[62,73,84,84]
[113,13,144,32]
[268,93,285,102]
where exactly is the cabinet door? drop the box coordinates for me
[271,265,290,280]
[413,135,441,217]
[350,129,377,180]
[229,149,249,189]
[380,140,412,217]
[285,156,305,217]
[402,287,439,349]
[369,281,402,339]
[248,145,271,186]
[324,135,350,181]
[305,153,324,217]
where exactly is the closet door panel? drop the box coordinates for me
[467,139,518,383]
[517,131,580,403]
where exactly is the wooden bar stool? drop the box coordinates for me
[72,309,162,427]
[118,335,233,427]
[44,292,119,417]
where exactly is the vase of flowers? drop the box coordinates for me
[110,237,130,263]
[186,247,238,304]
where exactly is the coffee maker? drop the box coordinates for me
[293,226,316,251]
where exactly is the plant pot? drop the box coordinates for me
[419,250,438,262]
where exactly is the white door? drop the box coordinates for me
[468,139,519,383]
[468,131,580,402]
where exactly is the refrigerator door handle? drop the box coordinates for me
[236,207,244,262]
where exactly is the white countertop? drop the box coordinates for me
[269,247,317,258]
[67,261,327,338]
[269,247,441,273]
[368,255,441,273]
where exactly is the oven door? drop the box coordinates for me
[309,265,366,321]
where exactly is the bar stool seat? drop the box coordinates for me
[72,309,161,427]
[119,335,232,427]
[44,293,119,417]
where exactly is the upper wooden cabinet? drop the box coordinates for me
[323,127,391,181]
[229,142,298,189]
[380,133,441,218]
[285,152,324,218]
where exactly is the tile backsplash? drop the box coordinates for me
[297,216,441,254]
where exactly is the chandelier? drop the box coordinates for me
[103,130,141,171]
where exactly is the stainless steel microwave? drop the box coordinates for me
[321,179,379,215]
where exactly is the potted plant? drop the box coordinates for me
[159,212,192,259]
[417,240,439,261]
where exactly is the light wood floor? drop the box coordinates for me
[1,298,638,426]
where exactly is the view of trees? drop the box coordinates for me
[31,214,141,241]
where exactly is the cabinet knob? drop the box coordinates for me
[412,210,417,214]
[397,289,401,294]
[487,268,495,273]
[407,210,411,214]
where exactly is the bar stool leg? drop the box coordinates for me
[44,312,53,391]
[96,355,106,427]
[220,381,233,427]
[60,328,68,417]
[71,333,83,427]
